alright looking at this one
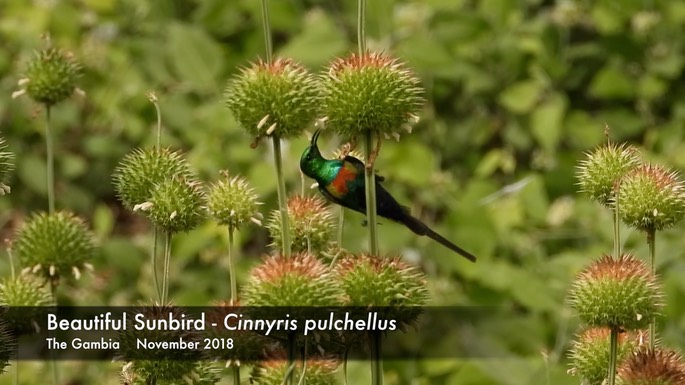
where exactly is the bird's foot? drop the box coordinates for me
[361,219,382,227]
[250,135,263,149]
[337,138,357,160]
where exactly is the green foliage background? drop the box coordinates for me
[1,0,685,384]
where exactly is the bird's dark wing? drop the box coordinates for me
[343,155,385,181]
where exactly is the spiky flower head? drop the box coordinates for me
[0,136,14,195]
[118,303,204,383]
[335,253,427,334]
[224,57,320,142]
[142,176,207,233]
[14,211,96,284]
[569,254,663,330]
[243,252,340,307]
[0,274,55,334]
[266,195,334,254]
[321,51,424,141]
[0,322,14,374]
[568,327,647,385]
[619,164,685,232]
[618,348,685,385]
[121,361,221,385]
[336,253,428,307]
[113,147,194,212]
[207,172,262,230]
[13,47,82,106]
[577,142,640,206]
[332,147,364,161]
[250,350,339,385]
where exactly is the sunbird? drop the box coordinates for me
[299,130,476,262]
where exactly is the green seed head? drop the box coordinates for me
[0,274,55,334]
[251,354,338,385]
[207,172,262,230]
[266,195,334,254]
[618,348,685,385]
[569,254,663,330]
[321,51,424,140]
[0,136,14,195]
[243,252,340,307]
[225,57,320,141]
[336,253,428,308]
[145,176,207,234]
[121,361,221,385]
[22,47,82,106]
[568,327,647,385]
[113,147,194,212]
[14,211,96,284]
[577,142,640,207]
[619,164,685,232]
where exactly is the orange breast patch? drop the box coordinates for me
[328,164,357,198]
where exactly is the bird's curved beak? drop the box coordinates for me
[311,129,321,147]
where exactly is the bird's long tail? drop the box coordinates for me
[399,213,476,262]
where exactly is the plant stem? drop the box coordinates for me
[161,232,172,304]
[261,1,293,383]
[50,359,59,385]
[287,332,296,385]
[13,357,18,385]
[48,279,59,385]
[296,336,309,385]
[357,0,367,54]
[273,136,292,258]
[343,348,349,385]
[647,227,656,349]
[150,94,162,303]
[232,365,240,385]
[370,331,383,385]
[607,326,618,385]
[152,95,162,148]
[45,106,55,214]
[151,228,161,302]
[358,0,382,382]
[227,226,237,304]
[8,247,15,279]
[363,131,379,255]
[337,206,345,248]
[261,0,273,64]
[613,207,620,259]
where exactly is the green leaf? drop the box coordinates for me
[531,93,567,152]
[475,150,502,177]
[18,155,47,195]
[591,3,625,34]
[499,80,543,113]
[93,204,114,239]
[166,22,224,93]
[638,74,667,100]
[278,9,347,69]
[383,141,435,186]
[589,65,635,100]
[60,154,88,179]
[520,174,549,223]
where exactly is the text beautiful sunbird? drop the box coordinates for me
[300,130,476,262]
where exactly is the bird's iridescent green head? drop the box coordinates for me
[300,129,325,178]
